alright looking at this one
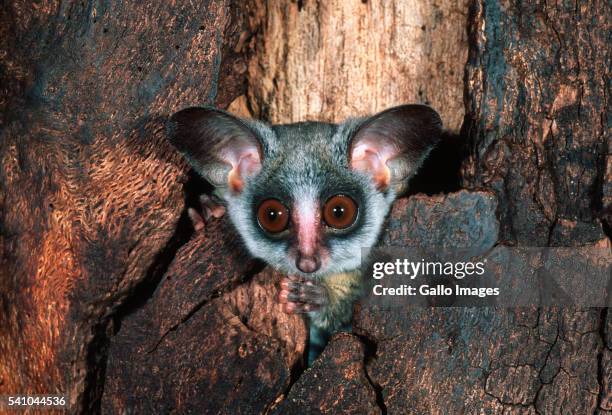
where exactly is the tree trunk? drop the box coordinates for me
[246,0,469,131]
[1,0,609,414]
[0,0,251,411]
[462,0,610,247]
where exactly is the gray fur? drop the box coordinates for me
[226,119,397,278]
[168,105,442,346]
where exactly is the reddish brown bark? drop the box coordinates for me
[0,0,253,411]
[1,0,609,414]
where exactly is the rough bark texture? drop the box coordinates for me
[353,193,609,414]
[356,306,605,414]
[246,0,469,131]
[102,218,307,414]
[1,0,610,414]
[0,0,252,412]
[452,4,611,413]
[270,333,381,415]
[462,0,610,245]
[234,0,611,412]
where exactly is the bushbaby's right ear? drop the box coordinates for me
[168,107,262,194]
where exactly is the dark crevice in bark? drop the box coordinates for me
[603,220,612,243]
[354,332,387,414]
[83,319,112,415]
[531,319,561,415]
[146,260,266,355]
[546,217,559,247]
[594,308,608,414]
[595,308,609,414]
[287,356,307,399]
[145,291,222,354]
[542,124,561,246]
[96,172,209,404]
[591,131,609,237]
[112,204,195,330]
[408,130,468,197]
[264,353,308,414]
[87,205,193,411]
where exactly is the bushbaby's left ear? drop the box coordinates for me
[349,104,442,193]
[167,107,262,195]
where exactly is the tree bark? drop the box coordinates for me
[101,219,307,414]
[0,0,251,411]
[246,0,469,131]
[462,0,610,246]
[1,0,609,414]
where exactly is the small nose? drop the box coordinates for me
[296,254,321,273]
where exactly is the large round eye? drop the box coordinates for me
[257,199,289,234]
[323,195,358,229]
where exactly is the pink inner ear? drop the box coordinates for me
[350,142,393,190]
[224,144,261,193]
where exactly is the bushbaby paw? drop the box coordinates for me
[279,275,328,314]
